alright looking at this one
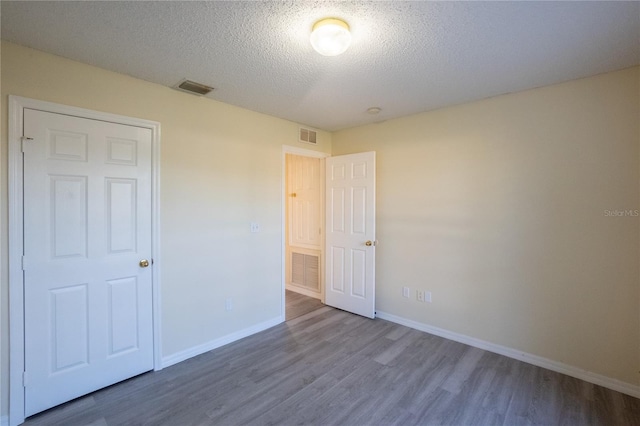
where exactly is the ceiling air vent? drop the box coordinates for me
[299,127,317,144]
[174,79,214,96]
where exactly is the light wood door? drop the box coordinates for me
[23,109,154,416]
[325,152,376,318]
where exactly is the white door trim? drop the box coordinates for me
[281,145,329,320]
[8,96,162,426]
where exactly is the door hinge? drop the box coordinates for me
[21,136,33,153]
[21,255,27,271]
[22,371,28,387]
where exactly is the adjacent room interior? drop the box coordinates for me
[285,152,324,302]
[0,1,639,425]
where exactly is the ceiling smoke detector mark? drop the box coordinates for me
[174,79,214,96]
[299,127,317,144]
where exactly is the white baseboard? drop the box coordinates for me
[1,415,8,426]
[161,315,284,368]
[286,283,321,300]
[375,311,640,399]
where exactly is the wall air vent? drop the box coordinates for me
[174,79,214,96]
[291,252,319,291]
[299,127,317,145]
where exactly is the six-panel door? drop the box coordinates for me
[23,109,154,416]
[325,152,376,318]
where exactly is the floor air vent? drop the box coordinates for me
[299,127,317,144]
[174,79,214,96]
[291,252,319,291]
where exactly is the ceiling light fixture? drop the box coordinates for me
[310,18,352,56]
[367,107,382,115]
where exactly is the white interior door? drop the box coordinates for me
[23,109,154,416]
[288,154,321,249]
[325,152,376,318]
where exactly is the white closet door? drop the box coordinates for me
[23,109,154,416]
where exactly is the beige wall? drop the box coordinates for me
[333,66,640,387]
[0,41,331,417]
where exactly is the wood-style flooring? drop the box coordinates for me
[285,290,324,321]
[24,300,639,425]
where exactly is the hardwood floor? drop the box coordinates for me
[24,306,639,425]
[285,289,324,321]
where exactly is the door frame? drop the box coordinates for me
[281,145,329,320]
[8,96,162,426]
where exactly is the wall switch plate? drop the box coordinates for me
[225,298,233,311]
[425,291,432,303]
[402,287,410,298]
[250,222,260,233]
[417,290,425,302]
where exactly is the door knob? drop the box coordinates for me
[139,259,150,268]
[365,241,373,246]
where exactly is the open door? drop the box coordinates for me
[325,152,376,318]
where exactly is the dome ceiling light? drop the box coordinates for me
[310,18,352,56]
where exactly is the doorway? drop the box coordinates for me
[282,146,328,320]
[281,147,378,321]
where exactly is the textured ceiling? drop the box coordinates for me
[2,1,639,131]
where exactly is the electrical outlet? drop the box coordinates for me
[250,222,260,233]
[416,290,432,303]
[225,298,233,311]
[402,287,410,298]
